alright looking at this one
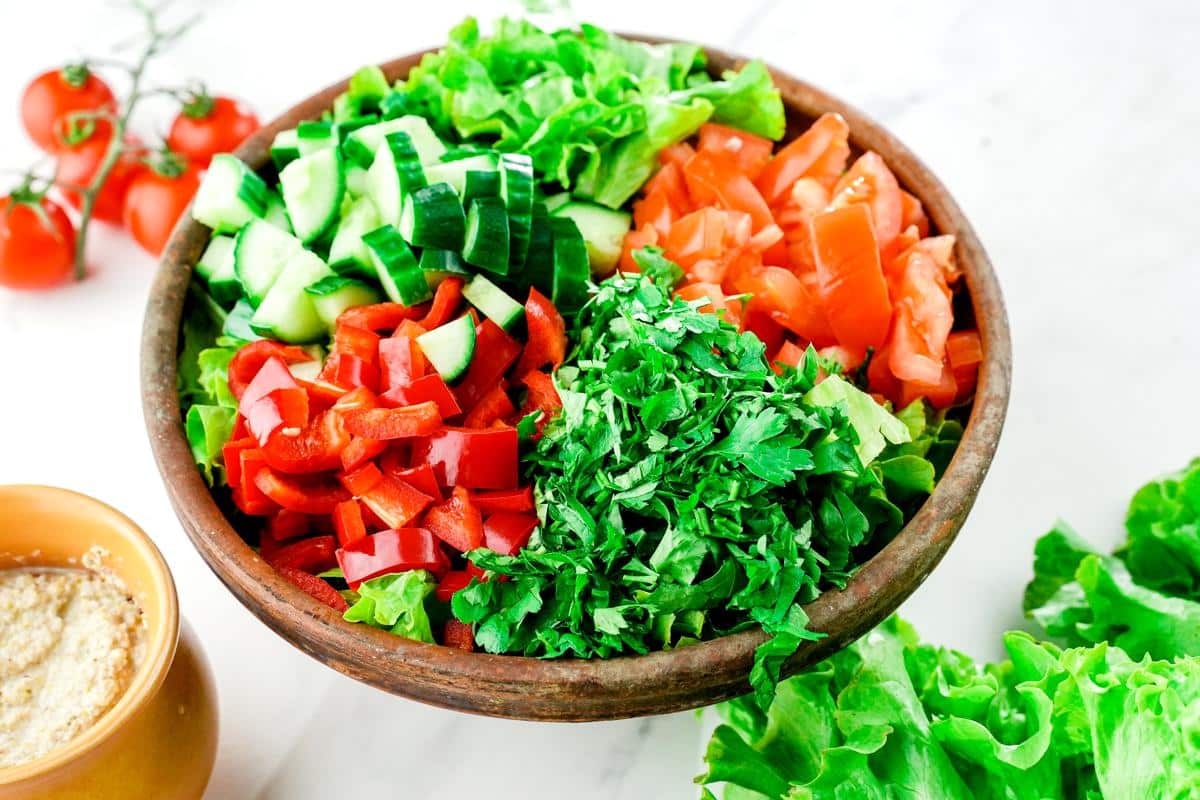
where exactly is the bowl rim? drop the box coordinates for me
[0,485,180,784]
[141,39,1011,721]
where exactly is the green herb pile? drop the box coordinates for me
[700,458,1200,799]
[394,17,784,208]
[453,273,951,705]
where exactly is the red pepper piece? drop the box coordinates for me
[338,462,384,496]
[471,486,535,514]
[265,509,312,542]
[331,386,377,412]
[442,619,475,651]
[340,436,387,472]
[337,302,428,333]
[228,341,312,400]
[424,486,484,553]
[463,384,515,429]
[394,463,442,501]
[336,528,445,588]
[321,352,381,393]
[435,570,473,602]
[417,277,464,330]
[359,474,433,529]
[411,426,519,490]
[276,566,348,612]
[381,373,461,419]
[332,499,368,548]
[514,288,566,377]
[378,336,427,391]
[254,469,351,515]
[334,324,381,362]
[342,402,442,440]
[453,320,523,412]
[235,449,276,516]
[222,436,256,489]
[262,410,351,475]
[517,371,563,434]
[239,357,310,445]
[483,511,538,555]
[266,535,337,574]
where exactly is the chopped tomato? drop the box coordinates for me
[741,266,835,346]
[831,151,903,250]
[772,340,807,372]
[899,362,957,410]
[697,122,774,180]
[658,141,696,170]
[888,248,952,384]
[619,224,658,272]
[810,204,892,351]
[899,189,930,238]
[946,330,983,370]
[644,161,690,214]
[424,486,484,553]
[676,282,743,328]
[755,112,849,204]
[683,150,773,232]
[633,189,676,239]
[666,207,726,270]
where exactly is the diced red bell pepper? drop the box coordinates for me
[340,436,387,472]
[254,469,351,515]
[471,486,535,514]
[336,528,446,588]
[424,486,484,553]
[332,385,377,412]
[228,341,313,400]
[332,499,368,547]
[337,302,427,333]
[381,373,461,419]
[377,336,425,391]
[265,509,312,542]
[518,371,563,434]
[435,570,473,602]
[239,358,310,445]
[222,436,256,489]
[234,448,276,516]
[262,410,351,475]
[334,324,381,362]
[338,462,384,496]
[265,535,337,574]
[410,426,519,490]
[463,384,515,429]
[418,277,464,330]
[275,566,348,612]
[442,619,474,651]
[483,511,539,555]
[359,474,433,529]
[342,401,442,440]
[453,320,523,412]
[321,352,381,393]
[394,463,442,501]
[514,288,566,377]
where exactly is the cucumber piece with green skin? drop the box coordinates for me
[424,154,498,197]
[362,225,431,305]
[462,196,510,276]
[297,121,337,154]
[549,216,590,312]
[399,183,465,252]
[553,202,632,275]
[342,116,446,169]
[521,202,555,294]
[542,192,571,213]
[345,164,369,198]
[193,154,270,234]
[462,170,501,205]
[499,153,534,266]
[233,219,304,306]
[328,195,380,280]
[335,115,378,143]
[462,273,524,332]
[223,299,262,342]
[262,192,292,233]
[304,275,383,331]
[250,249,334,343]
[416,314,476,382]
[418,248,470,286]
[365,131,426,228]
[196,235,240,307]
[279,147,345,245]
[270,129,301,171]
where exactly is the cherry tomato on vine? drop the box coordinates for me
[167,95,260,166]
[56,132,145,225]
[0,194,76,290]
[123,153,200,256]
[20,65,115,153]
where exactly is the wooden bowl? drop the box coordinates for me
[141,42,1011,722]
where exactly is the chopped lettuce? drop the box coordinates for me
[343,570,438,643]
[179,285,242,487]
[805,374,911,465]
[186,405,236,486]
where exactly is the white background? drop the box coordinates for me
[2,1,1199,797]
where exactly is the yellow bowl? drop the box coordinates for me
[0,486,218,799]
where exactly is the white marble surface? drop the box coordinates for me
[2,1,1198,797]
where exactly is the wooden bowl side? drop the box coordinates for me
[142,44,1010,721]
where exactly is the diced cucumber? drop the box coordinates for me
[233,219,304,306]
[297,121,337,155]
[424,154,498,197]
[549,216,590,312]
[335,115,377,142]
[196,235,240,307]
[328,196,380,280]
[305,275,383,331]
[250,249,334,343]
[418,248,470,286]
[462,196,510,276]
[553,202,632,276]
[365,131,427,228]
[462,274,524,332]
[345,164,369,198]
[542,192,571,213]
[521,202,555,294]
[192,154,270,234]
[279,148,345,245]
[462,170,501,205]
[223,299,262,342]
[362,225,431,305]
[262,192,292,233]
[500,153,534,266]
[342,115,446,169]
[399,183,465,251]
[288,360,323,384]
[270,129,301,171]
[417,314,476,382]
